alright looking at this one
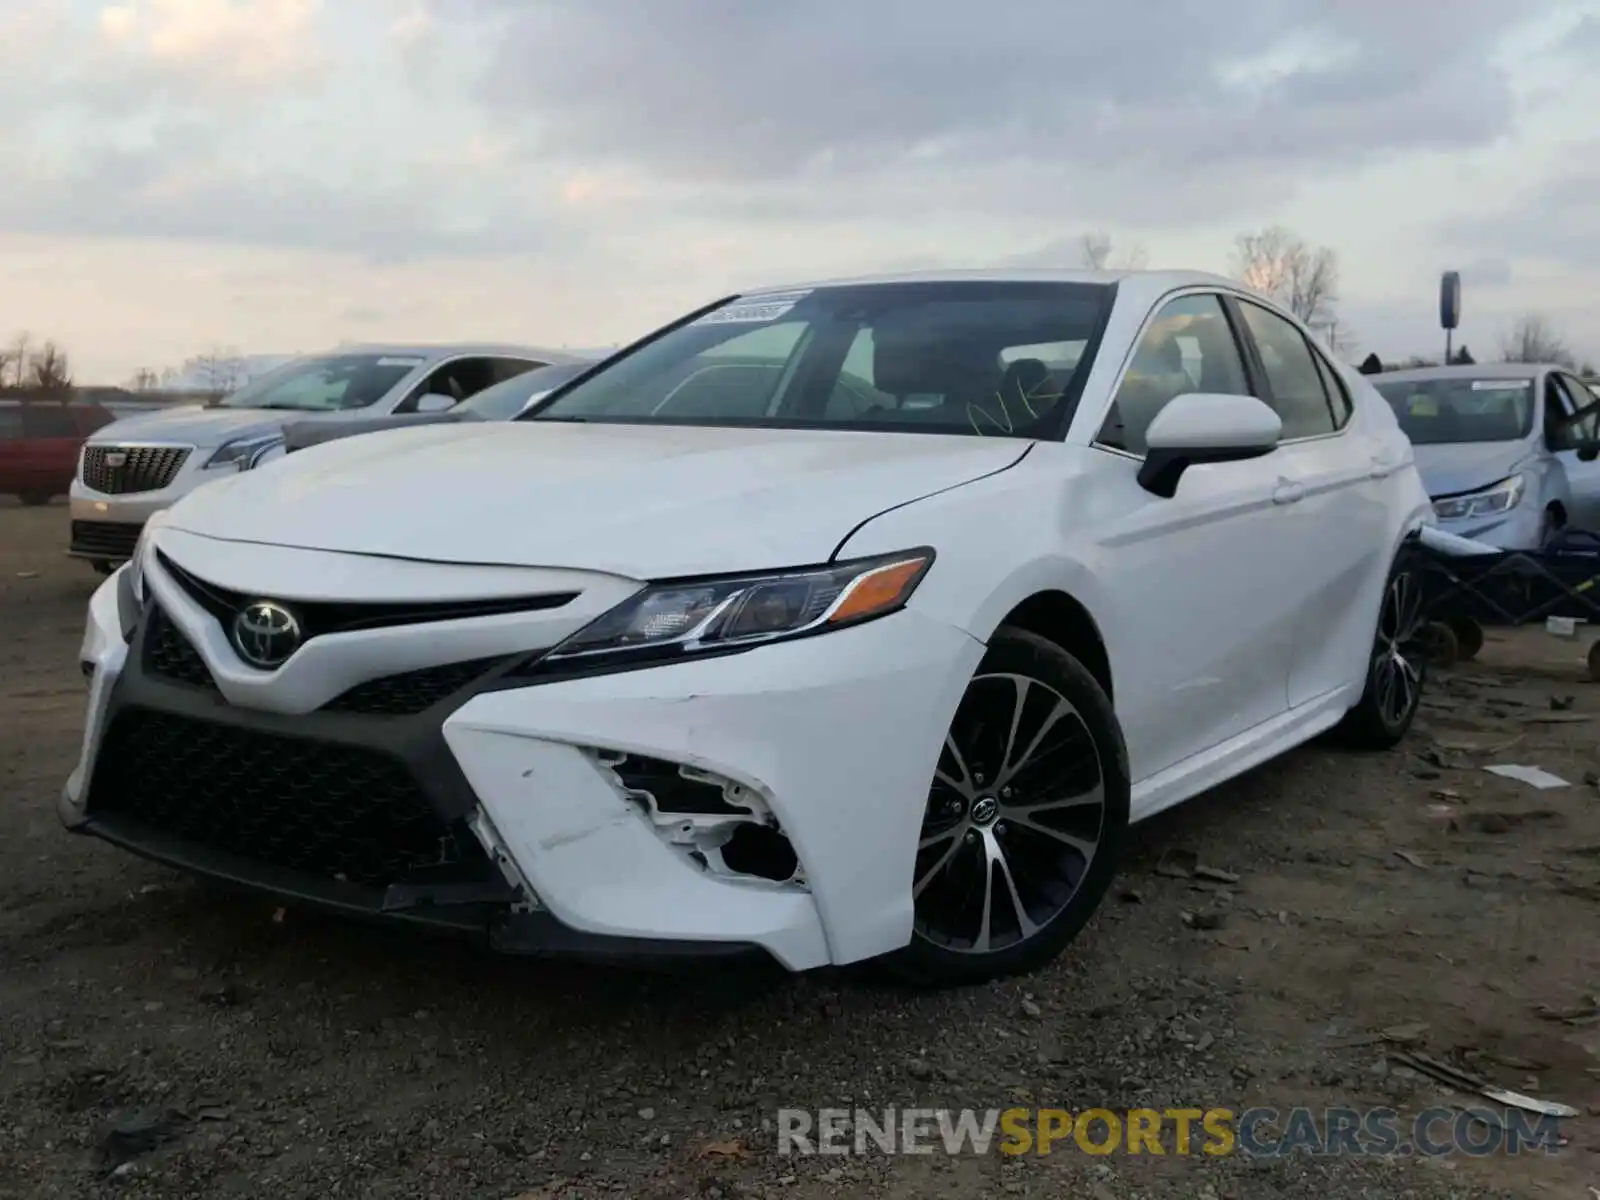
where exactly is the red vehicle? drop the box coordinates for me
[0,400,116,505]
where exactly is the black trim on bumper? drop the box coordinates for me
[70,519,144,562]
[74,813,765,963]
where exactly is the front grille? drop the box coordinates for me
[323,657,506,716]
[81,445,190,495]
[87,709,493,889]
[143,605,217,691]
[70,520,142,561]
[159,551,578,641]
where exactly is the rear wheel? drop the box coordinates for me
[1337,555,1428,749]
[888,627,1130,987]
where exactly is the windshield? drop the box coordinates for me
[1373,376,1535,444]
[523,281,1114,438]
[213,353,425,412]
[454,362,591,420]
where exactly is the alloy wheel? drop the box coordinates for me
[1372,570,1425,728]
[913,672,1106,954]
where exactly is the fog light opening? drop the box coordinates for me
[720,824,800,883]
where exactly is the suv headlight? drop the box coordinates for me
[1432,474,1525,521]
[526,548,935,674]
[205,432,284,471]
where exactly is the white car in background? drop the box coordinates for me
[252,360,601,464]
[1371,363,1600,548]
[67,270,1433,986]
[68,343,582,572]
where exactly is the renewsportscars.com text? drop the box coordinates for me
[777,1106,1563,1158]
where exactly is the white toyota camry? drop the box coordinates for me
[65,270,1434,986]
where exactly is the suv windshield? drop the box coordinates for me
[1373,376,1535,444]
[523,281,1114,438]
[214,353,425,412]
[455,361,591,420]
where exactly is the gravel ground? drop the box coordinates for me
[1,500,1597,1199]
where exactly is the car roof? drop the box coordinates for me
[733,267,1242,307]
[1375,363,1551,383]
[314,342,588,363]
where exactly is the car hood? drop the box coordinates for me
[1412,441,1534,498]
[161,421,1030,578]
[89,404,352,448]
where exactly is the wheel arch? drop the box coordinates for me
[991,590,1115,705]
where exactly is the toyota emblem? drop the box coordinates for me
[232,600,303,669]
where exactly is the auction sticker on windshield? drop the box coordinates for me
[1471,380,1527,390]
[694,291,812,325]
[377,356,426,368]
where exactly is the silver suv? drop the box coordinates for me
[68,342,577,572]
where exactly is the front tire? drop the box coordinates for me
[1337,553,1428,749]
[17,491,51,506]
[888,626,1130,987]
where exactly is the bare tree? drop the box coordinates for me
[1231,225,1339,326]
[26,341,72,391]
[187,346,247,395]
[1498,313,1574,367]
[1319,317,1358,357]
[127,367,163,391]
[1078,230,1149,271]
[6,332,31,388]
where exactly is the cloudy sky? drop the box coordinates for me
[3,0,1599,384]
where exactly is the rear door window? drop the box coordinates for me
[1235,301,1338,439]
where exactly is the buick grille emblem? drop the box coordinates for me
[232,600,303,669]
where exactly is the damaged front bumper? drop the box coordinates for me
[64,568,982,970]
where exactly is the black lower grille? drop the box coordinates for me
[87,709,493,888]
[322,657,505,716]
[143,605,217,690]
[71,520,142,561]
[82,445,190,494]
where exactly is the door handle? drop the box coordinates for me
[1272,479,1305,505]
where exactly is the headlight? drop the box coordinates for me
[243,438,287,469]
[531,548,935,672]
[1432,474,1525,521]
[204,433,284,471]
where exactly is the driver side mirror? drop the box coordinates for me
[1137,393,1282,498]
[416,392,456,414]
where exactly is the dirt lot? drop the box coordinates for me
[1,500,1597,1200]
